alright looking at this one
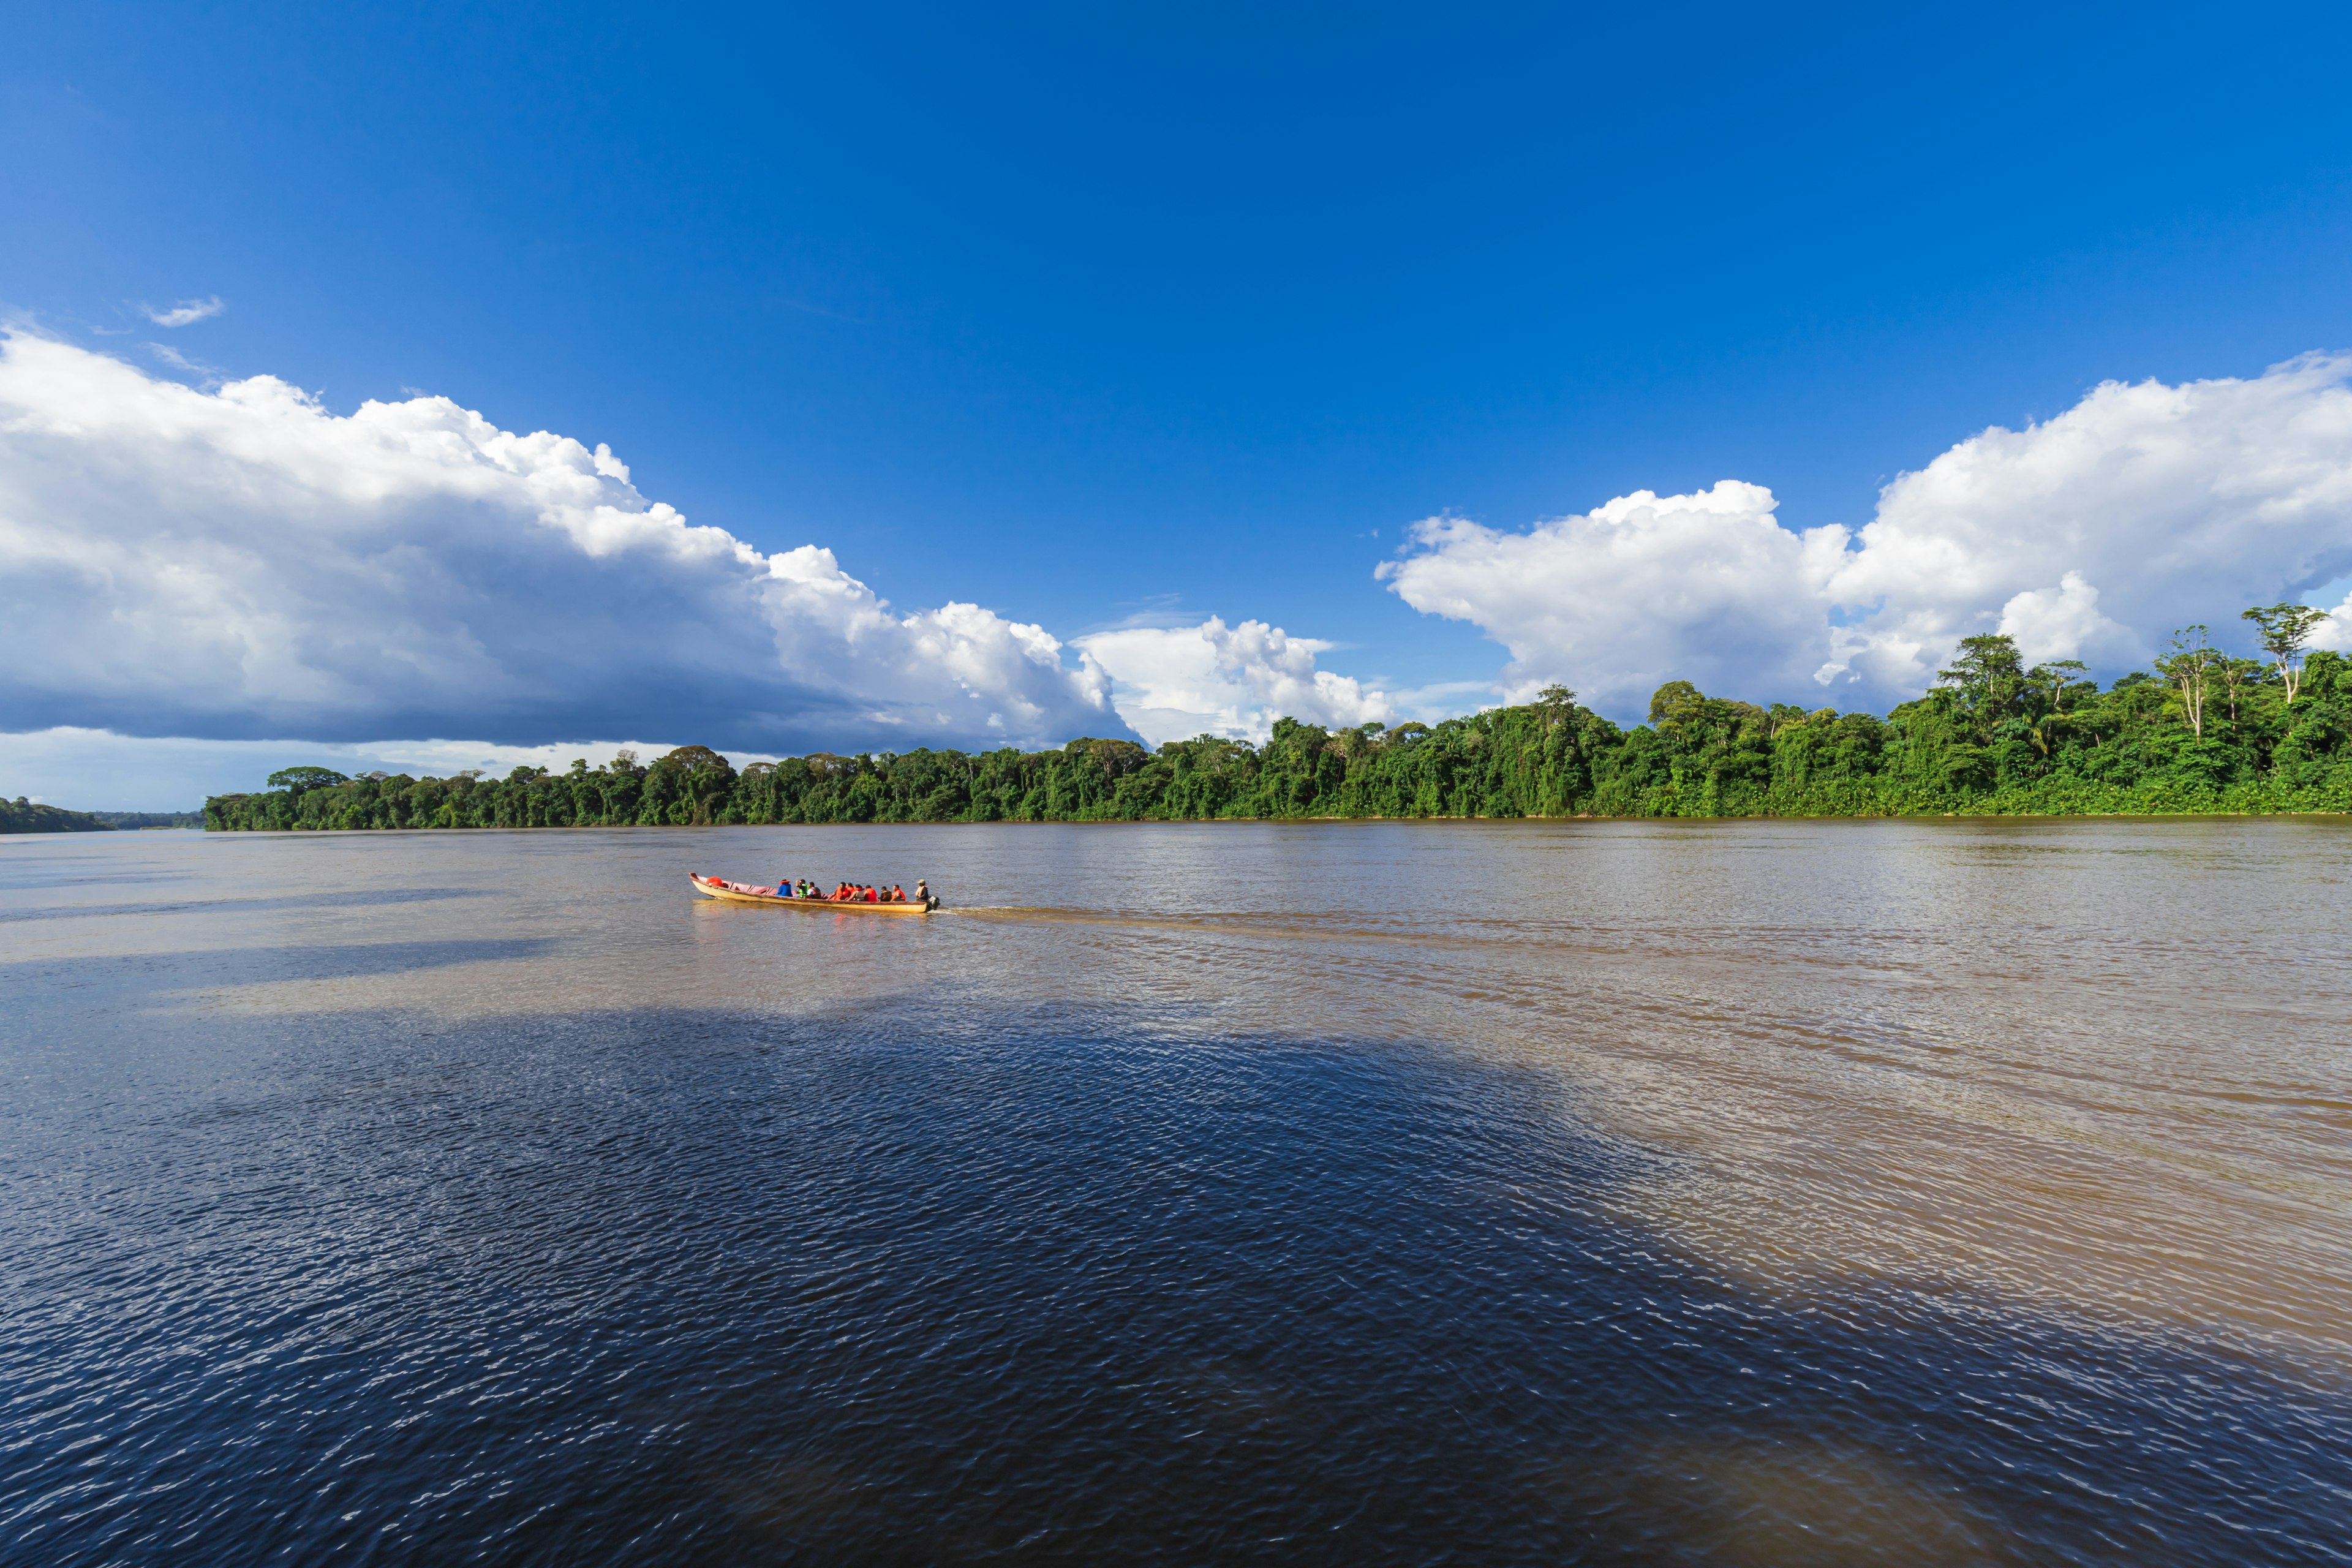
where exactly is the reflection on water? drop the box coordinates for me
[3,821,2349,1564]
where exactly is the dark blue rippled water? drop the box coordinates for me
[5,824,2351,1564]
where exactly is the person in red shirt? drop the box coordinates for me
[864,885,879,902]
[889,884,905,902]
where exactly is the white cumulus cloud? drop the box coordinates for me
[1383,354,2352,716]
[1075,616,1393,745]
[1378,481,1849,714]
[142,296,225,327]
[0,333,1125,753]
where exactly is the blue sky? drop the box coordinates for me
[6,2,2352,805]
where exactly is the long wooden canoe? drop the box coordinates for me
[690,873,935,914]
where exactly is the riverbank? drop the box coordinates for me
[0,799,113,834]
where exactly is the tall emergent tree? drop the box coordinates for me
[2017,658,2090,757]
[2242,603,2331,707]
[1936,634,2026,737]
[2217,655,2264,729]
[266,766,352,794]
[2154,626,2222,737]
[2027,659,2090,712]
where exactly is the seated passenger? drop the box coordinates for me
[864,885,879,902]
[889,884,905,902]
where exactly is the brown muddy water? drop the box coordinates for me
[4,820,2349,1564]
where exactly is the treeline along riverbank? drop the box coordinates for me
[1,802,206,834]
[203,625,2352,828]
[1,799,113,834]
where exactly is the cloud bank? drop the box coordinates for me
[0,333,1130,753]
[15,331,2350,793]
[1383,355,2352,716]
[1076,617,1393,745]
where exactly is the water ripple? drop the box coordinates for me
[2,823,2348,1564]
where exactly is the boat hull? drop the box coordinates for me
[691,875,933,913]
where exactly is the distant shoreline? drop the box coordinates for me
[0,805,205,835]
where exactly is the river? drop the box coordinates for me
[4,820,2349,1563]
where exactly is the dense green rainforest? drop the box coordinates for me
[203,623,2352,829]
[1,798,112,834]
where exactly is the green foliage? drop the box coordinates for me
[1,796,116,834]
[202,627,2352,831]
[1936,634,2027,737]
[2244,601,2331,706]
[266,766,352,793]
[2153,626,2225,737]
